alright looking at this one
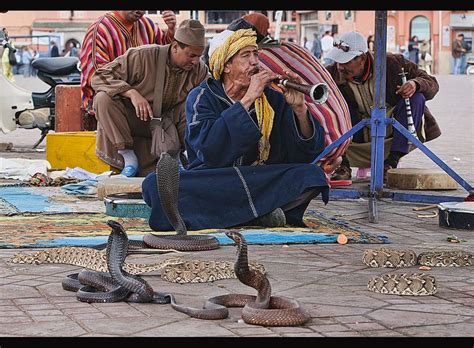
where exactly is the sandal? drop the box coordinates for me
[330,163,352,181]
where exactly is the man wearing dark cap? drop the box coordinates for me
[92,19,210,177]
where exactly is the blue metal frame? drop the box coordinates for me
[391,119,473,194]
[312,10,473,223]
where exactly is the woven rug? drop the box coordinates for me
[0,185,105,214]
[0,210,388,248]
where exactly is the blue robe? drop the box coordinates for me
[142,78,330,231]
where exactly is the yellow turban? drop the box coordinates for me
[208,28,258,80]
[208,28,274,165]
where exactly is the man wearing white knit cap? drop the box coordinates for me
[142,28,330,231]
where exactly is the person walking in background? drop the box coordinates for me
[452,33,467,75]
[419,39,432,74]
[79,10,177,122]
[400,45,410,60]
[49,41,59,57]
[12,46,23,75]
[408,35,419,66]
[321,30,334,66]
[21,45,33,77]
[367,35,375,53]
[68,42,78,57]
[311,32,322,60]
[303,36,313,52]
[30,49,39,76]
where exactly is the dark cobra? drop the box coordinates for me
[62,220,170,304]
[143,152,220,251]
[168,230,311,326]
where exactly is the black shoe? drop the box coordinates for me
[384,152,403,183]
[331,163,352,181]
[250,208,286,228]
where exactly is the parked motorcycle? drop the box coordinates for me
[466,53,474,75]
[1,27,80,148]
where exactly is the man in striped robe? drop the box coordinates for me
[80,11,176,121]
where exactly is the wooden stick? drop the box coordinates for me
[412,204,438,211]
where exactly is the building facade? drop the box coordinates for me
[0,10,472,74]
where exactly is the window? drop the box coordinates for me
[410,16,430,42]
[206,11,248,25]
[301,12,318,22]
[146,11,180,15]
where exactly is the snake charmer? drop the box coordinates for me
[142,27,330,231]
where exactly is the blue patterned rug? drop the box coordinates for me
[0,210,389,248]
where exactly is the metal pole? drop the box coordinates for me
[369,11,388,223]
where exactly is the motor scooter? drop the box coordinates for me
[1,27,81,148]
[466,53,474,75]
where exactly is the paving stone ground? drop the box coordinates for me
[0,75,472,339]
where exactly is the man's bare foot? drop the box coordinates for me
[321,156,343,174]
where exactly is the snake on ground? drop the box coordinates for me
[62,220,171,304]
[363,247,472,296]
[168,230,311,326]
[142,152,219,251]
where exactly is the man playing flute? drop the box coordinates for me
[142,28,330,231]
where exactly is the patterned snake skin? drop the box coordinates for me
[9,247,266,284]
[363,248,473,268]
[363,248,472,296]
[367,273,437,296]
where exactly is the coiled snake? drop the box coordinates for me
[168,230,311,326]
[363,247,472,296]
[143,152,219,251]
[62,220,170,304]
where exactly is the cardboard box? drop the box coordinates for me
[46,131,113,174]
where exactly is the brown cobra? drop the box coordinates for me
[143,152,219,251]
[168,230,311,326]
